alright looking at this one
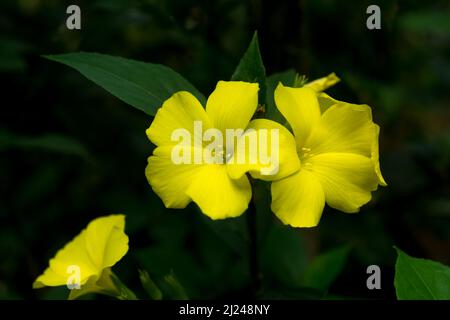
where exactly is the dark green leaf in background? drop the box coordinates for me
[259,285,324,300]
[265,69,297,124]
[135,243,210,299]
[231,32,267,105]
[139,270,163,300]
[198,212,249,257]
[399,11,450,36]
[261,223,351,296]
[394,247,450,300]
[0,129,88,157]
[0,36,31,73]
[260,223,308,287]
[161,271,189,300]
[44,53,206,116]
[253,180,273,246]
[302,245,351,292]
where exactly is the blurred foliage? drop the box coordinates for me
[0,0,449,300]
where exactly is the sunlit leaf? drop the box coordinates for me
[395,247,450,300]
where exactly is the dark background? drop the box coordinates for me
[0,0,449,299]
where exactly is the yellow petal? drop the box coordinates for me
[305,102,374,157]
[186,164,251,219]
[146,91,212,147]
[206,81,259,133]
[304,73,340,92]
[33,215,128,289]
[274,84,321,148]
[33,231,97,288]
[317,92,340,113]
[68,268,118,300]
[227,119,300,181]
[372,124,387,186]
[145,145,204,208]
[84,215,129,270]
[271,169,325,228]
[308,153,379,213]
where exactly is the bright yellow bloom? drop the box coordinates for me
[271,76,387,228]
[33,215,129,299]
[304,72,340,92]
[145,81,300,219]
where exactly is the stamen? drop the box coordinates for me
[299,147,313,159]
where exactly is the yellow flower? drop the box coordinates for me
[304,72,340,92]
[33,215,131,299]
[145,81,300,219]
[271,76,387,228]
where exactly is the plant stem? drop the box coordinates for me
[247,195,260,297]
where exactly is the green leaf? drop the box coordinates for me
[0,36,31,73]
[16,164,62,207]
[162,271,189,300]
[231,32,266,104]
[67,268,137,300]
[260,223,308,287]
[0,130,88,158]
[253,180,272,246]
[302,245,351,292]
[134,244,203,298]
[44,52,206,116]
[139,270,163,300]
[265,69,296,123]
[395,247,450,300]
[399,11,450,36]
[260,286,324,300]
[198,212,249,256]
[109,271,138,300]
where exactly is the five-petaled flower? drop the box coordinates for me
[145,81,299,219]
[33,215,130,299]
[270,74,387,227]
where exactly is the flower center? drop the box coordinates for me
[298,146,314,168]
[210,144,233,163]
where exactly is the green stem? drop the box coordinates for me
[247,195,260,297]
